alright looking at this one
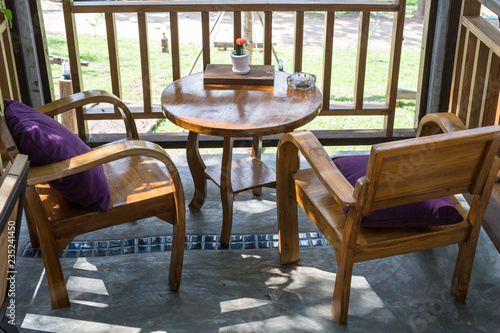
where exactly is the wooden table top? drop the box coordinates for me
[161,71,322,137]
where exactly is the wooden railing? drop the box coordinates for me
[61,0,407,141]
[448,0,500,253]
[449,0,500,129]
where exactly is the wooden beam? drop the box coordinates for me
[293,11,304,73]
[71,1,401,14]
[170,12,181,81]
[29,0,54,103]
[477,0,500,16]
[415,0,438,126]
[137,12,152,114]
[457,30,477,124]
[462,16,500,57]
[467,41,489,128]
[201,12,211,70]
[86,129,416,149]
[437,1,463,116]
[354,11,370,109]
[321,12,335,110]
[263,11,272,65]
[384,0,405,137]
[62,0,87,141]
[481,52,500,126]
[233,11,241,48]
[105,13,122,100]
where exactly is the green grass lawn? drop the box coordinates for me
[48,33,420,151]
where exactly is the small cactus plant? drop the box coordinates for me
[235,38,245,56]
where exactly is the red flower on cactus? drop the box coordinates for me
[235,38,246,55]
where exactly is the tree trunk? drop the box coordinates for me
[417,0,426,18]
[243,11,254,64]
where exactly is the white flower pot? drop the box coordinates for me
[230,50,250,74]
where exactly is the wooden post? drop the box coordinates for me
[58,79,78,134]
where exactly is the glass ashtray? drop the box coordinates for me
[287,72,316,91]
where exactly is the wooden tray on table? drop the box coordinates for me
[204,64,275,85]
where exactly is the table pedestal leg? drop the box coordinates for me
[251,136,263,196]
[220,137,235,246]
[187,131,207,212]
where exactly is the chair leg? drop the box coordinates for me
[24,212,40,249]
[37,224,70,309]
[331,253,355,325]
[277,183,300,264]
[168,220,185,291]
[25,187,70,308]
[450,238,480,302]
[331,210,361,325]
[276,140,300,264]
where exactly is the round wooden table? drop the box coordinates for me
[161,71,321,245]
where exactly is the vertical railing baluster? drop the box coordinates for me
[138,12,152,114]
[233,11,241,49]
[480,52,500,126]
[321,11,335,112]
[60,1,408,128]
[0,37,13,100]
[354,11,370,110]
[201,12,211,71]
[467,41,489,128]
[62,0,86,140]
[2,30,19,101]
[449,0,481,115]
[457,30,477,125]
[170,12,180,81]
[449,25,467,115]
[293,11,304,73]
[384,1,405,137]
[263,11,272,65]
[105,13,122,104]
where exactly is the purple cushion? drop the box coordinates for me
[4,99,110,212]
[332,154,464,227]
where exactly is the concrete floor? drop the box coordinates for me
[12,152,500,332]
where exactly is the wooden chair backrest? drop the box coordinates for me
[0,154,28,319]
[363,126,500,213]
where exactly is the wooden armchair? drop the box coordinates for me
[276,113,500,324]
[0,91,185,309]
[0,154,28,333]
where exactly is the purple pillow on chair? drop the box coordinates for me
[4,99,110,212]
[332,154,464,227]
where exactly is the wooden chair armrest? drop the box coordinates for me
[416,113,467,137]
[278,131,357,208]
[28,140,178,186]
[35,90,139,140]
